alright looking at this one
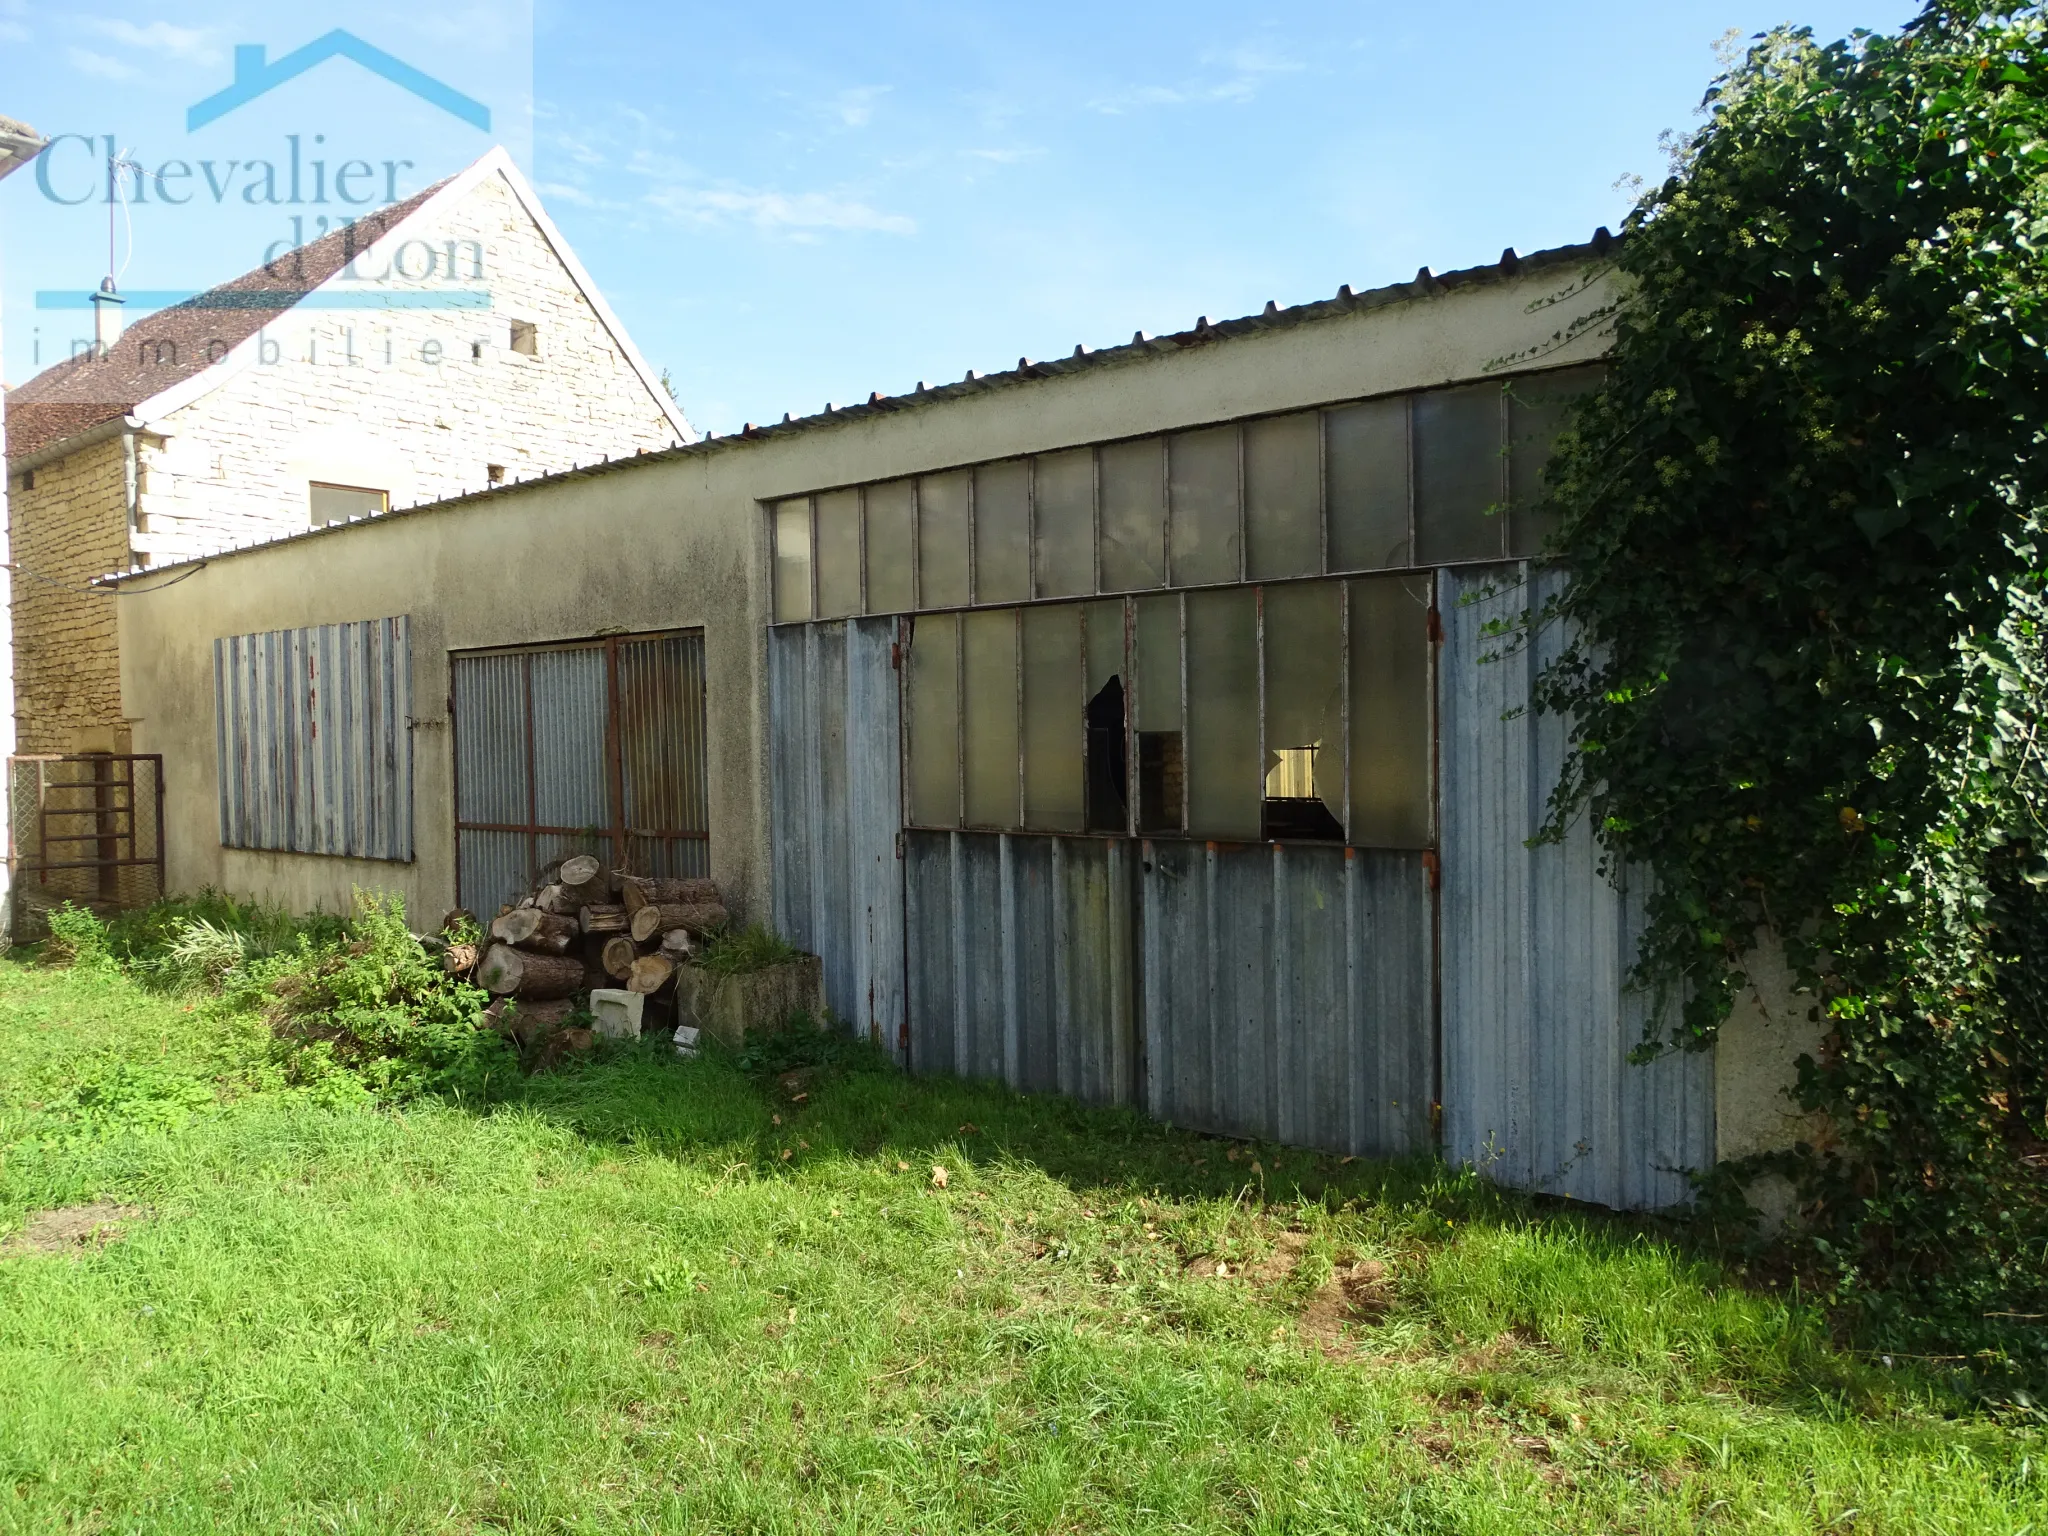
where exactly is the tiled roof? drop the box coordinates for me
[6,177,450,464]
[104,230,1616,586]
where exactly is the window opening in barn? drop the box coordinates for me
[772,498,813,622]
[1261,580,1346,841]
[973,459,1030,605]
[962,608,1021,827]
[1348,573,1433,847]
[906,612,961,827]
[864,479,917,612]
[1244,411,1323,581]
[813,487,862,619]
[1326,396,1410,572]
[1506,364,1604,557]
[1098,436,1166,593]
[1183,586,1260,841]
[1133,592,1184,833]
[1166,424,1242,587]
[1413,382,1505,565]
[918,469,972,609]
[1033,448,1095,599]
[309,482,388,525]
[509,319,538,356]
[1082,599,1128,833]
[1021,604,1084,831]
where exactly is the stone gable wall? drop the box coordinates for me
[9,436,129,755]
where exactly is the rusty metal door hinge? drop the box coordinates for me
[1421,849,1440,890]
[1426,607,1443,644]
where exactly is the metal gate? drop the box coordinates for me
[7,754,167,932]
[452,630,709,915]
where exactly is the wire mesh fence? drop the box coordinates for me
[8,755,165,941]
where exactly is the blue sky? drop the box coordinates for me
[2,2,1921,433]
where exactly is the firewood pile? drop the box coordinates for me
[439,853,727,1027]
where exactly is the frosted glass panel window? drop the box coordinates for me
[1134,594,1182,832]
[1033,449,1095,599]
[1348,575,1431,847]
[814,488,862,619]
[1507,366,1603,558]
[772,499,812,622]
[1184,587,1260,841]
[919,470,972,609]
[1261,582,1345,841]
[1414,383,1505,565]
[1099,437,1166,591]
[1167,425,1240,587]
[962,609,1020,828]
[974,460,1030,605]
[865,479,917,613]
[1022,605,1084,831]
[907,612,960,827]
[1245,412,1323,580]
[1082,600,1128,833]
[1327,397,1410,571]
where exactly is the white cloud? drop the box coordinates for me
[963,147,1043,165]
[83,17,219,64]
[643,182,915,236]
[0,20,27,42]
[535,180,597,207]
[1091,43,1304,114]
[67,45,138,80]
[828,85,890,129]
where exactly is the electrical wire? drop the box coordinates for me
[1,559,209,596]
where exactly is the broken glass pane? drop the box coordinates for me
[772,499,812,623]
[1184,586,1260,841]
[962,608,1021,827]
[1507,365,1604,558]
[1262,581,1346,841]
[1326,396,1410,571]
[1134,594,1182,832]
[814,487,862,619]
[1083,601,1128,833]
[1414,382,1506,565]
[919,470,972,609]
[974,459,1030,605]
[1022,604,1084,832]
[906,612,959,826]
[864,478,917,613]
[1168,425,1241,586]
[1099,437,1166,591]
[1245,412,1323,580]
[1034,448,1095,599]
[1348,574,1432,847]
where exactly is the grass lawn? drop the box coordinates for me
[0,952,2038,1533]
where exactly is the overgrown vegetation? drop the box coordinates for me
[0,935,2039,1531]
[695,920,802,977]
[1533,2,2048,1383]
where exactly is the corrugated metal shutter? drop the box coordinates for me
[1438,563,1714,1210]
[213,615,412,861]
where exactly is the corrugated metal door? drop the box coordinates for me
[452,631,708,914]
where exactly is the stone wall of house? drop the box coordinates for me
[9,165,682,759]
[9,435,130,755]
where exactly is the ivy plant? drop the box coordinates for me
[1532,1,2048,1380]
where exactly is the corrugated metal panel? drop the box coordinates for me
[1140,840,1434,1155]
[1439,564,1713,1209]
[214,615,412,861]
[619,631,711,878]
[767,619,906,1045]
[903,830,1136,1106]
[530,648,610,830]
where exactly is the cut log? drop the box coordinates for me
[491,909,579,954]
[537,857,564,889]
[618,875,653,915]
[535,883,572,916]
[578,934,612,990]
[580,903,629,936]
[558,853,603,888]
[659,928,694,962]
[628,953,676,995]
[443,942,479,976]
[440,907,476,936]
[559,877,608,910]
[628,900,727,941]
[602,935,639,981]
[474,945,585,1000]
[630,877,719,906]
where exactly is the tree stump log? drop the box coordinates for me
[580,903,629,936]
[602,935,640,981]
[629,901,727,942]
[491,909,579,954]
[627,953,675,995]
[475,946,585,1000]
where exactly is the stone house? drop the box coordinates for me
[4,146,689,758]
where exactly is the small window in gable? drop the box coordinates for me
[310,482,389,526]
[509,319,538,357]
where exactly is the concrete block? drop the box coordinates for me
[672,1024,701,1059]
[589,987,644,1041]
